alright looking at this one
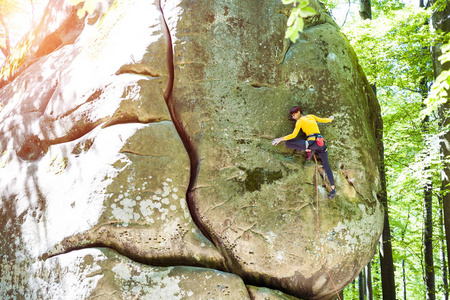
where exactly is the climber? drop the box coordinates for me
[272,106,336,199]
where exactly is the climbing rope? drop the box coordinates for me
[313,154,342,300]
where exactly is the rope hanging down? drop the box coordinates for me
[313,154,342,300]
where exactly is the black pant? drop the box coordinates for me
[285,139,335,186]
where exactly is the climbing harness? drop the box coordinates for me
[313,154,342,300]
[308,133,324,147]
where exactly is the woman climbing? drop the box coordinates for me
[272,106,336,199]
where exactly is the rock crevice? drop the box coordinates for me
[159,0,215,245]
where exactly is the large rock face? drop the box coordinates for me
[0,0,384,299]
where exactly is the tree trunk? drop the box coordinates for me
[352,280,357,300]
[359,0,372,20]
[359,0,372,21]
[402,259,407,300]
[365,261,374,300]
[423,166,435,300]
[359,271,365,300]
[442,110,450,286]
[400,214,409,300]
[420,0,436,291]
[431,0,450,284]
[422,71,435,299]
[379,147,397,299]
[439,196,449,300]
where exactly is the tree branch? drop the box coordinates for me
[341,0,351,27]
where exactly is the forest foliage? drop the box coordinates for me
[328,0,449,298]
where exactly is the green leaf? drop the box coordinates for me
[436,70,450,82]
[291,7,300,17]
[439,51,450,64]
[298,7,316,18]
[295,18,304,32]
[282,0,317,42]
[285,26,296,39]
[297,0,310,8]
[285,21,301,42]
[289,29,300,42]
[441,42,450,53]
[287,14,297,27]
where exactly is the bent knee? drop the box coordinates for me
[285,139,307,151]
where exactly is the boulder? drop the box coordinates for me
[13,247,251,299]
[163,0,383,298]
[0,0,383,299]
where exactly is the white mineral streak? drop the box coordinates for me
[331,202,383,254]
[112,262,183,300]
[29,248,105,299]
[327,52,337,61]
[111,177,189,223]
[5,124,145,258]
[161,0,183,45]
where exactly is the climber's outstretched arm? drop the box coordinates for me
[272,137,285,146]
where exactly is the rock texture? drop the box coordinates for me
[0,0,383,299]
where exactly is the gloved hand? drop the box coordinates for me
[329,115,334,121]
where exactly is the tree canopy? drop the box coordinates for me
[336,0,449,297]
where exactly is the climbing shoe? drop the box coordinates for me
[328,188,336,199]
[306,150,315,160]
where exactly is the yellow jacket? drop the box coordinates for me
[283,115,332,141]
